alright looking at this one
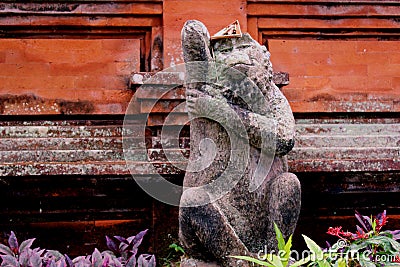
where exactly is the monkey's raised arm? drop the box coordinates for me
[182,20,295,156]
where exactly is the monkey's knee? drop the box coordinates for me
[268,172,301,236]
[270,172,300,200]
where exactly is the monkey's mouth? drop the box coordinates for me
[230,63,252,75]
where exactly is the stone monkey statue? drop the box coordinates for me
[179,20,301,267]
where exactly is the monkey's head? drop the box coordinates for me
[212,33,274,95]
[208,33,274,113]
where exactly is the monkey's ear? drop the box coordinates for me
[181,20,213,63]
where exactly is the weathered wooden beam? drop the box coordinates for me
[247,1,400,17]
[0,2,163,16]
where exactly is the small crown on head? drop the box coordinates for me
[211,20,242,40]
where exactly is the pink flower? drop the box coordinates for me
[327,227,343,237]
[355,229,369,239]
[341,231,353,238]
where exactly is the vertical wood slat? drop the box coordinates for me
[246,16,259,43]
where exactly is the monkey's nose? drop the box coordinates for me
[225,52,252,67]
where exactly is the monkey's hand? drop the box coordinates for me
[186,85,226,117]
[186,88,209,117]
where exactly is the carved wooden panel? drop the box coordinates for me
[247,0,400,112]
[0,0,163,115]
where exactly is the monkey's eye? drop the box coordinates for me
[217,47,233,53]
[237,44,252,49]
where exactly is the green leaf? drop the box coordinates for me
[337,258,346,267]
[267,254,284,267]
[317,260,331,267]
[348,242,369,252]
[284,235,292,256]
[274,223,285,251]
[282,235,293,266]
[352,235,400,253]
[302,235,323,260]
[372,218,377,233]
[379,235,400,251]
[384,263,400,267]
[230,255,275,267]
[169,243,185,254]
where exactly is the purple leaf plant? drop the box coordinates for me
[0,230,155,267]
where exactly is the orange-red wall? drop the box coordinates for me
[0,1,162,115]
[162,0,400,113]
[270,39,400,112]
[163,0,247,67]
[1,0,399,115]
[0,39,138,114]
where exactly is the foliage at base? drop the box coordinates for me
[232,211,400,267]
[0,230,155,267]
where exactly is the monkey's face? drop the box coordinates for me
[210,34,273,111]
[212,34,272,83]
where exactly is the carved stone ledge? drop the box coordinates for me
[129,71,289,89]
